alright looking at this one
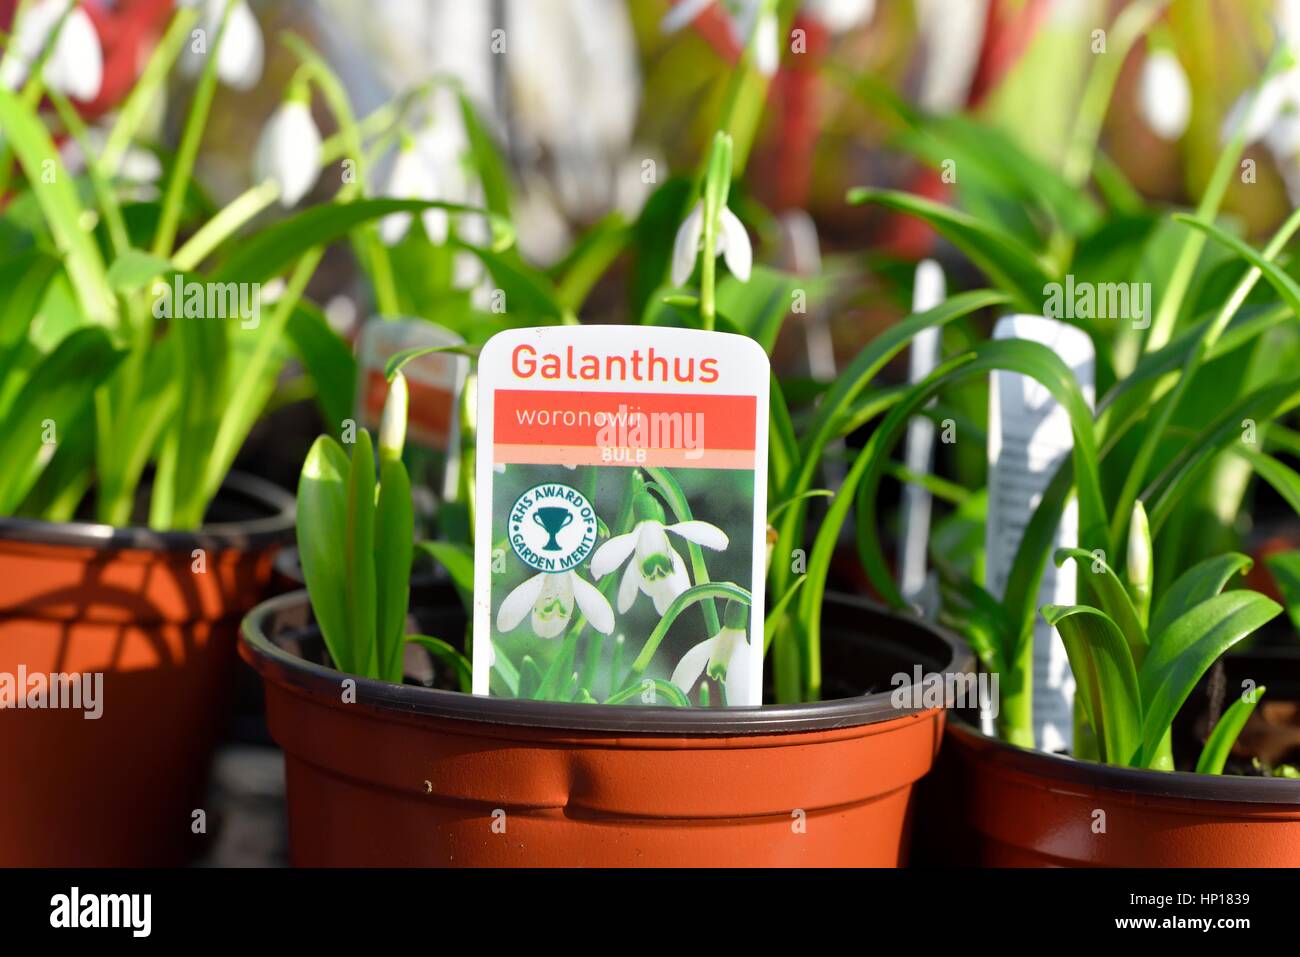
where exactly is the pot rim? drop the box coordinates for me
[240,588,974,736]
[948,717,1300,805]
[0,471,295,552]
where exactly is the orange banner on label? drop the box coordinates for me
[493,389,756,469]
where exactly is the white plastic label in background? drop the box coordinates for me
[986,315,1095,753]
[898,259,944,611]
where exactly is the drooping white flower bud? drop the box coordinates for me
[0,0,103,102]
[1138,50,1192,142]
[253,93,322,208]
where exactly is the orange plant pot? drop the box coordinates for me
[0,475,294,866]
[240,591,971,867]
[928,720,1300,867]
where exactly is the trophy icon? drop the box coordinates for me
[533,506,574,551]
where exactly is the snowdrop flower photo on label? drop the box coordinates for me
[180,0,265,91]
[670,199,753,286]
[496,570,614,639]
[0,0,103,102]
[590,491,728,616]
[254,89,323,207]
[1137,49,1191,142]
[670,600,751,696]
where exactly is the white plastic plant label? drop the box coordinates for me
[986,315,1095,753]
[898,259,944,612]
[473,326,770,707]
[355,317,468,500]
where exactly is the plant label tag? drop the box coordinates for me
[355,317,468,501]
[473,326,770,708]
[899,259,945,611]
[986,315,1095,753]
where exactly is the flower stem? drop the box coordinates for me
[173,180,281,271]
[152,0,237,257]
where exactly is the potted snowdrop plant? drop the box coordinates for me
[238,6,977,864]
[0,5,505,865]
[837,1,1300,865]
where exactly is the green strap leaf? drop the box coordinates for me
[1264,551,1300,631]
[346,430,378,676]
[212,198,512,285]
[1172,213,1300,318]
[0,328,126,512]
[297,435,355,673]
[1137,590,1281,767]
[286,302,356,436]
[375,460,414,683]
[406,634,472,693]
[0,89,115,328]
[1195,687,1265,775]
[846,189,1055,309]
[1149,552,1254,643]
[805,338,1104,700]
[1041,603,1142,766]
[1054,547,1148,664]
[416,540,474,611]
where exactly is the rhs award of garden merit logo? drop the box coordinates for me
[473,326,770,707]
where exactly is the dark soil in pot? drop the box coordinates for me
[240,590,972,866]
[0,472,294,866]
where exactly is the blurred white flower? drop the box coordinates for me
[0,0,103,102]
[662,0,781,74]
[670,602,752,697]
[254,98,323,207]
[317,0,642,249]
[803,0,876,33]
[61,128,162,190]
[496,570,614,639]
[1138,50,1191,142]
[180,0,265,91]
[670,200,753,287]
[1219,2,1300,202]
[753,7,780,76]
[377,138,448,245]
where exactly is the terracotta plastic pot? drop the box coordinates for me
[0,473,294,866]
[240,591,971,867]
[928,719,1300,867]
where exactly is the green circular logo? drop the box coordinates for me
[508,482,598,573]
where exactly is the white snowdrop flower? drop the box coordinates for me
[590,492,728,616]
[60,127,161,186]
[1138,50,1192,141]
[660,0,715,33]
[496,570,614,639]
[753,8,780,76]
[670,200,753,287]
[323,294,357,334]
[804,0,876,33]
[253,96,322,208]
[378,372,409,464]
[0,0,103,102]
[260,277,287,303]
[669,600,752,696]
[378,140,447,246]
[181,0,264,92]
